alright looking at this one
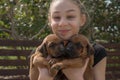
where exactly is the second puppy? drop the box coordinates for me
[50,34,94,80]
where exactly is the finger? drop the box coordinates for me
[83,58,89,70]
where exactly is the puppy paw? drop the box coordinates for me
[48,59,58,66]
[51,63,63,71]
[49,68,58,77]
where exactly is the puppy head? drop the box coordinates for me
[65,34,94,58]
[37,34,65,58]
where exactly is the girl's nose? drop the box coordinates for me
[59,18,68,27]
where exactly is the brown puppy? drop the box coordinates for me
[29,34,94,80]
[29,34,64,80]
[50,34,94,80]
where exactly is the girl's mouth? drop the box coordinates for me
[59,30,69,33]
[58,30,70,34]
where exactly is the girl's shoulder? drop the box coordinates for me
[92,43,107,66]
[92,43,106,52]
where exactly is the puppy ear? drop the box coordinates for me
[87,44,94,56]
[37,43,48,58]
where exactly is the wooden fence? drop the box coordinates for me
[101,43,120,80]
[0,39,120,80]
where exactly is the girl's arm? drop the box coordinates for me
[93,57,107,80]
[62,58,89,80]
[38,68,54,80]
[62,57,106,80]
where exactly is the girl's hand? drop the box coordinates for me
[38,68,54,80]
[62,58,89,80]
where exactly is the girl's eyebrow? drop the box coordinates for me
[66,9,76,13]
[53,9,76,14]
[53,11,59,14]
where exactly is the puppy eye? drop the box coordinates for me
[48,42,56,48]
[75,42,83,48]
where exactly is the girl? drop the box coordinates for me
[35,0,107,80]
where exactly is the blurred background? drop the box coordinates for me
[0,0,120,80]
[0,0,119,43]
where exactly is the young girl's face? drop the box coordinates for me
[49,0,86,40]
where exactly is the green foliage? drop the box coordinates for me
[0,0,119,43]
[81,0,120,43]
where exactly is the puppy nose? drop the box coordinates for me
[65,42,76,58]
[66,42,74,52]
[59,44,65,52]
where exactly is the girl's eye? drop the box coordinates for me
[53,16,61,21]
[67,16,75,20]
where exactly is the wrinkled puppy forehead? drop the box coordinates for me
[44,34,62,43]
[70,34,89,46]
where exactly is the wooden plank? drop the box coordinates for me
[0,60,29,66]
[0,76,29,80]
[0,49,32,56]
[106,73,120,80]
[106,50,120,56]
[0,78,29,80]
[106,74,114,80]
[0,39,41,47]
[0,69,29,75]
[107,59,120,63]
[100,43,120,49]
[106,67,120,71]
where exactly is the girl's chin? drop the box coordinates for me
[57,34,72,40]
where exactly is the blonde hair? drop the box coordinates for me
[49,0,90,32]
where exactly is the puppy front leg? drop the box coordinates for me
[48,59,60,77]
[29,65,39,80]
[29,54,39,80]
[51,58,85,70]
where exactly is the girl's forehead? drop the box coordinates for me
[50,0,79,13]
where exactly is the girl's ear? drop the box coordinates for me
[80,14,86,27]
[48,15,51,27]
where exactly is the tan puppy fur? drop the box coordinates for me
[49,34,94,80]
[29,34,63,80]
[29,34,94,80]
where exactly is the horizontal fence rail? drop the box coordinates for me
[0,39,120,80]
